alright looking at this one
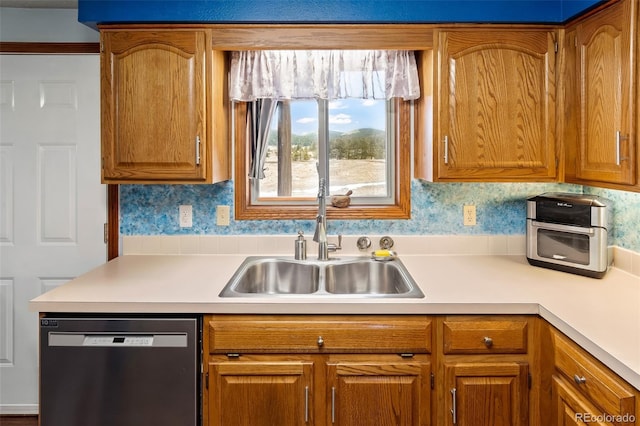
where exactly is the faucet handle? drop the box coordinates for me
[328,234,342,252]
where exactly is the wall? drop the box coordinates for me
[5,5,638,253]
[119,181,640,253]
[0,8,98,42]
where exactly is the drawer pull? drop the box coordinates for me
[483,337,494,348]
[317,336,324,347]
[574,374,587,385]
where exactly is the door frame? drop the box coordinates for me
[0,42,119,260]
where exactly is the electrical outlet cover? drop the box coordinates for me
[179,205,193,228]
[463,205,476,226]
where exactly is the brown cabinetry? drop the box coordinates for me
[566,0,637,187]
[204,315,433,426]
[203,314,640,426]
[550,328,636,425]
[438,316,532,425]
[208,356,314,426]
[428,29,557,181]
[327,356,431,426]
[100,28,229,183]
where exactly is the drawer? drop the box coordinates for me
[208,315,432,354]
[442,317,528,354]
[552,330,636,417]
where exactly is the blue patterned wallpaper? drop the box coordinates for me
[119,179,639,252]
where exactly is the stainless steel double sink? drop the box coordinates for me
[219,256,424,298]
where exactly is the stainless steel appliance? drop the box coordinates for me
[40,315,201,426]
[526,192,612,278]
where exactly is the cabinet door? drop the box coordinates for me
[444,362,528,426]
[552,376,611,426]
[101,30,208,182]
[208,357,314,426]
[326,355,431,426]
[575,0,636,185]
[435,30,557,181]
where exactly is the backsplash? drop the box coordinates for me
[120,179,639,252]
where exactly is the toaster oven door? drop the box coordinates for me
[526,220,610,277]
[536,228,590,265]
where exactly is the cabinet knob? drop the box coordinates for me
[574,374,587,385]
[317,336,324,347]
[483,336,493,348]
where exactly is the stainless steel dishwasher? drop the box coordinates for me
[40,315,201,426]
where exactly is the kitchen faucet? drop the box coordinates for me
[313,177,341,260]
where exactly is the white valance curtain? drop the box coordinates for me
[229,50,420,101]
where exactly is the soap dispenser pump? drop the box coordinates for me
[294,230,307,260]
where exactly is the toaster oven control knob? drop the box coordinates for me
[482,337,494,348]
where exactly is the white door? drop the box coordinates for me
[0,54,106,414]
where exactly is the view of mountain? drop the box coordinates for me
[268,128,386,160]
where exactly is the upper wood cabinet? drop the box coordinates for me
[565,0,637,187]
[424,29,558,182]
[100,28,229,183]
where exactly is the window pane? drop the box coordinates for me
[257,100,319,198]
[254,98,392,203]
[328,99,389,197]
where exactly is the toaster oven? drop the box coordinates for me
[526,193,612,278]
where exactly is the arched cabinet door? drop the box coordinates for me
[100,28,229,184]
[575,0,636,186]
[435,29,557,182]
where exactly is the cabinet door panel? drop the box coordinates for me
[327,357,431,426]
[444,362,528,426]
[208,359,314,426]
[436,30,557,181]
[576,0,636,185]
[102,30,207,182]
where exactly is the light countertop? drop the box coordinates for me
[29,254,640,390]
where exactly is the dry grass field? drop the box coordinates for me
[259,159,387,197]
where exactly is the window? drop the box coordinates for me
[234,98,412,220]
[252,98,394,205]
[231,49,417,220]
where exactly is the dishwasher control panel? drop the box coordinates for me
[83,335,154,346]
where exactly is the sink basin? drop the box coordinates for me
[219,256,424,298]
[220,258,320,296]
[325,261,418,295]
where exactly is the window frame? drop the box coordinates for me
[234,97,412,220]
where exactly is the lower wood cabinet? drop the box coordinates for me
[207,355,314,426]
[444,361,529,426]
[438,316,532,426]
[327,356,431,426]
[206,354,431,426]
[550,328,637,426]
[204,315,433,426]
[202,315,640,426]
[552,375,611,426]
